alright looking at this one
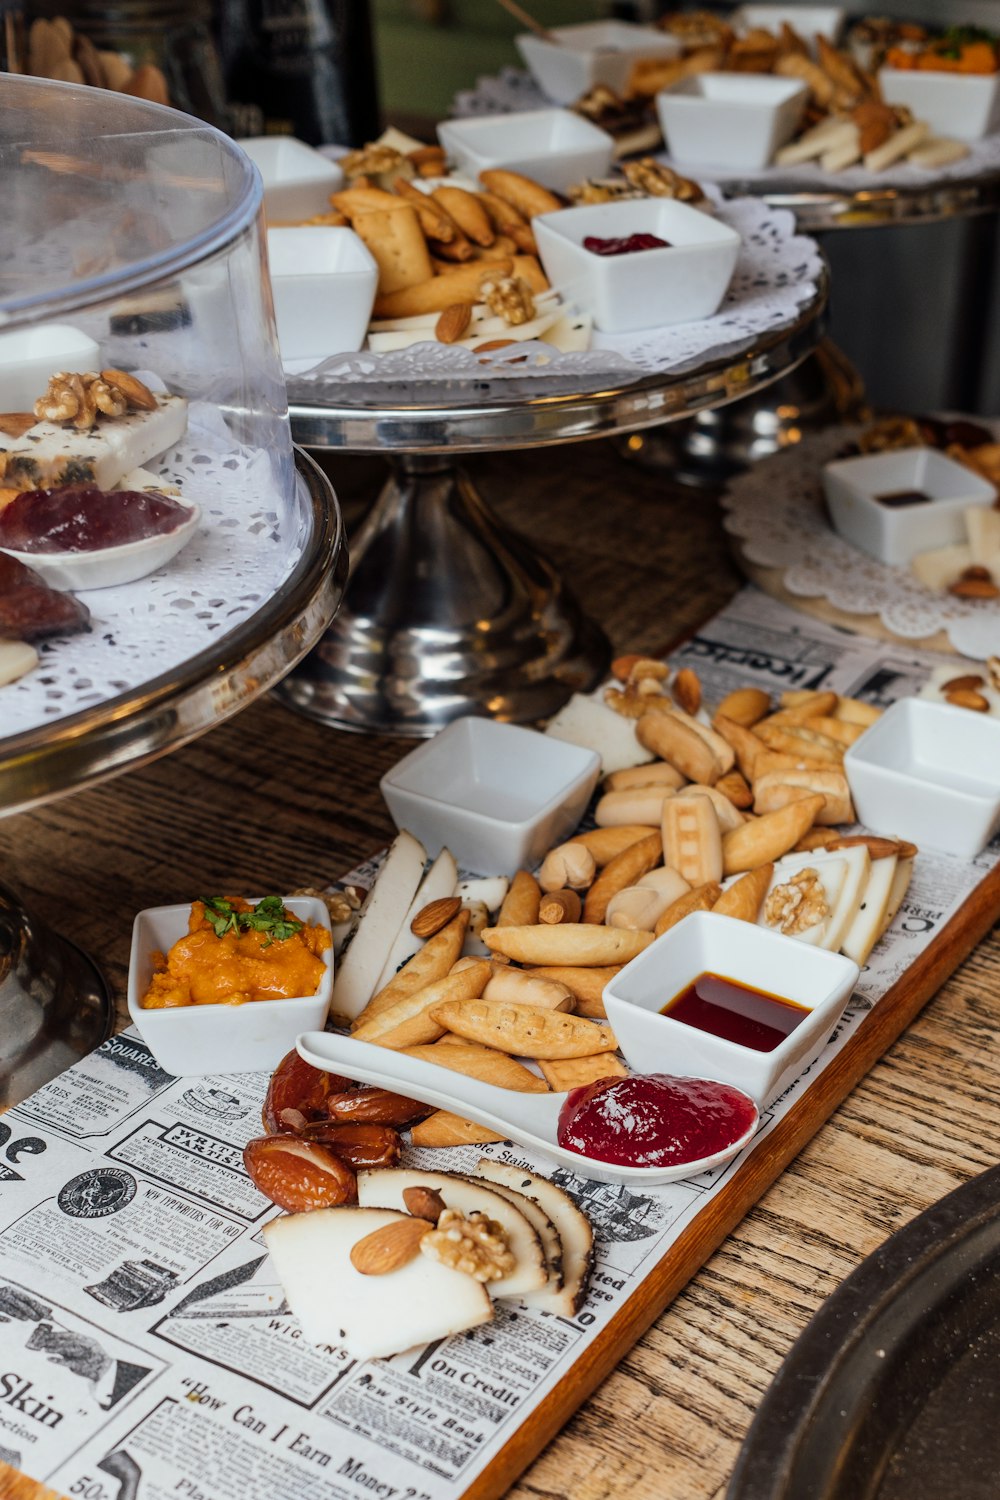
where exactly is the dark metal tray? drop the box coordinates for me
[728,1161,1000,1500]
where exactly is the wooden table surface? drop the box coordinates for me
[3,441,1000,1500]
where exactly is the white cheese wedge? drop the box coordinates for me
[263,1208,492,1359]
[371,847,459,994]
[965,506,1000,569]
[357,1168,547,1298]
[457,875,511,913]
[475,1160,594,1317]
[841,854,897,967]
[757,854,849,947]
[331,829,427,1022]
[119,464,182,496]
[910,543,972,592]
[541,311,593,353]
[1,395,188,492]
[461,1174,564,1296]
[545,692,653,775]
[0,639,38,686]
[881,856,913,937]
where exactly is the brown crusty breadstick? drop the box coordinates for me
[583,830,663,924]
[712,865,773,923]
[712,715,768,781]
[482,923,653,967]
[351,959,491,1049]
[351,910,469,1029]
[603,761,687,794]
[403,1042,549,1091]
[429,998,618,1059]
[653,882,722,936]
[411,1110,504,1146]
[567,825,658,865]
[496,869,541,927]
[479,168,562,218]
[716,769,753,809]
[753,769,854,826]
[373,259,513,318]
[637,711,721,785]
[722,795,826,875]
[432,185,495,246]
[715,687,771,727]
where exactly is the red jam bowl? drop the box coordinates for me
[557,1073,758,1169]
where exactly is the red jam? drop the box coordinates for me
[0,485,190,553]
[661,974,809,1054]
[583,233,671,256]
[557,1073,757,1168]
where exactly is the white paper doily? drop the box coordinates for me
[1,400,305,737]
[454,68,1000,194]
[721,425,1000,659]
[284,190,822,402]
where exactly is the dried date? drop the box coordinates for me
[297,1122,402,1169]
[243,1135,357,1212]
[325,1087,434,1128]
[262,1048,350,1134]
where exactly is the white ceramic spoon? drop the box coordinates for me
[296,1031,760,1188]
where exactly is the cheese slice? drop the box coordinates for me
[542,311,593,353]
[331,829,427,1022]
[545,691,653,775]
[965,505,1000,568]
[881,856,913,937]
[371,847,459,995]
[841,854,897,967]
[757,854,849,947]
[911,543,972,592]
[1,395,188,492]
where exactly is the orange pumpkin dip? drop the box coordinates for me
[142,897,330,1009]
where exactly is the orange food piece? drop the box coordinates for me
[141,898,330,1008]
[243,1135,357,1212]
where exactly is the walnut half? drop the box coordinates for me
[34,369,155,431]
[763,868,829,936]
[479,276,536,327]
[420,1209,516,1283]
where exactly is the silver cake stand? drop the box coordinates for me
[0,450,346,1106]
[280,271,827,738]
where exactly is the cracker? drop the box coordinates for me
[351,203,433,293]
[538,1054,628,1092]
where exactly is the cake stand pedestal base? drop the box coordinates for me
[1,882,112,1109]
[276,454,610,736]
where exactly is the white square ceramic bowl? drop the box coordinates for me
[844,698,1000,859]
[379,718,601,876]
[533,197,740,332]
[603,911,859,1108]
[127,897,334,1077]
[878,68,1000,142]
[734,6,845,45]
[0,324,100,412]
[238,136,344,221]
[266,227,378,360]
[516,22,680,105]
[656,72,810,169]
[436,109,614,194]
[821,447,997,566]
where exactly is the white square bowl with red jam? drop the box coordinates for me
[602,911,859,1108]
[127,896,334,1077]
[533,198,741,333]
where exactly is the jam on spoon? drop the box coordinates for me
[583,233,672,256]
[0,484,191,554]
[557,1073,757,1168]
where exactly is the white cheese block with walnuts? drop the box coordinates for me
[0,394,188,492]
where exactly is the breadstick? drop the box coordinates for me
[352,958,491,1049]
[637,711,721,785]
[583,829,663,923]
[653,882,722,937]
[755,721,844,765]
[432,186,495,246]
[350,203,434,293]
[373,259,513,318]
[712,865,772,923]
[722,795,825,875]
[429,229,476,262]
[429,998,618,1059]
[567,825,657,864]
[477,190,537,252]
[603,761,686,793]
[715,687,770,728]
[524,966,620,1017]
[753,769,854,826]
[411,1110,504,1146]
[512,255,550,293]
[662,795,723,887]
[390,176,457,241]
[716,769,753,809]
[482,924,653,967]
[351,910,469,1029]
[482,970,574,1011]
[538,842,596,892]
[497,869,541,927]
[908,138,969,170]
[479,168,562,218]
[648,704,735,774]
[681,783,746,834]
[832,697,882,726]
[764,691,839,725]
[594,786,674,827]
[801,716,866,747]
[330,185,402,216]
[538,1054,627,1092]
[712,715,768,780]
[402,1043,548,1091]
[864,121,929,173]
[538,890,582,925]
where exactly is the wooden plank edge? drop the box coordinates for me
[0,1461,66,1500]
[462,858,1000,1500]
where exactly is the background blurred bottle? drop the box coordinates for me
[217,0,380,145]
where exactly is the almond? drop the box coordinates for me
[435,303,473,343]
[474,339,516,352]
[411,896,462,938]
[350,1216,430,1275]
[402,1185,447,1221]
[673,667,702,716]
[988,656,1000,691]
[101,368,158,410]
[611,653,643,682]
[941,673,985,693]
[0,412,37,439]
[945,688,990,711]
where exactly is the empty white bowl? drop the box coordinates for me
[533,197,740,332]
[734,6,845,45]
[437,109,614,194]
[2,497,201,591]
[657,72,810,169]
[878,67,1000,142]
[603,910,859,1108]
[0,324,100,413]
[516,22,680,105]
[379,718,601,876]
[845,698,1000,859]
[822,447,997,567]
[266,227,378,360]
[127,897,334,1077]
[238,136,344,222]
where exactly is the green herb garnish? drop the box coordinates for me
[201,896,303,947]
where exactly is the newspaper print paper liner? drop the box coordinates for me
[721,424,1000,659]
[2,399,305,737]
[454,68,1000,194]
[284,191,823,400]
